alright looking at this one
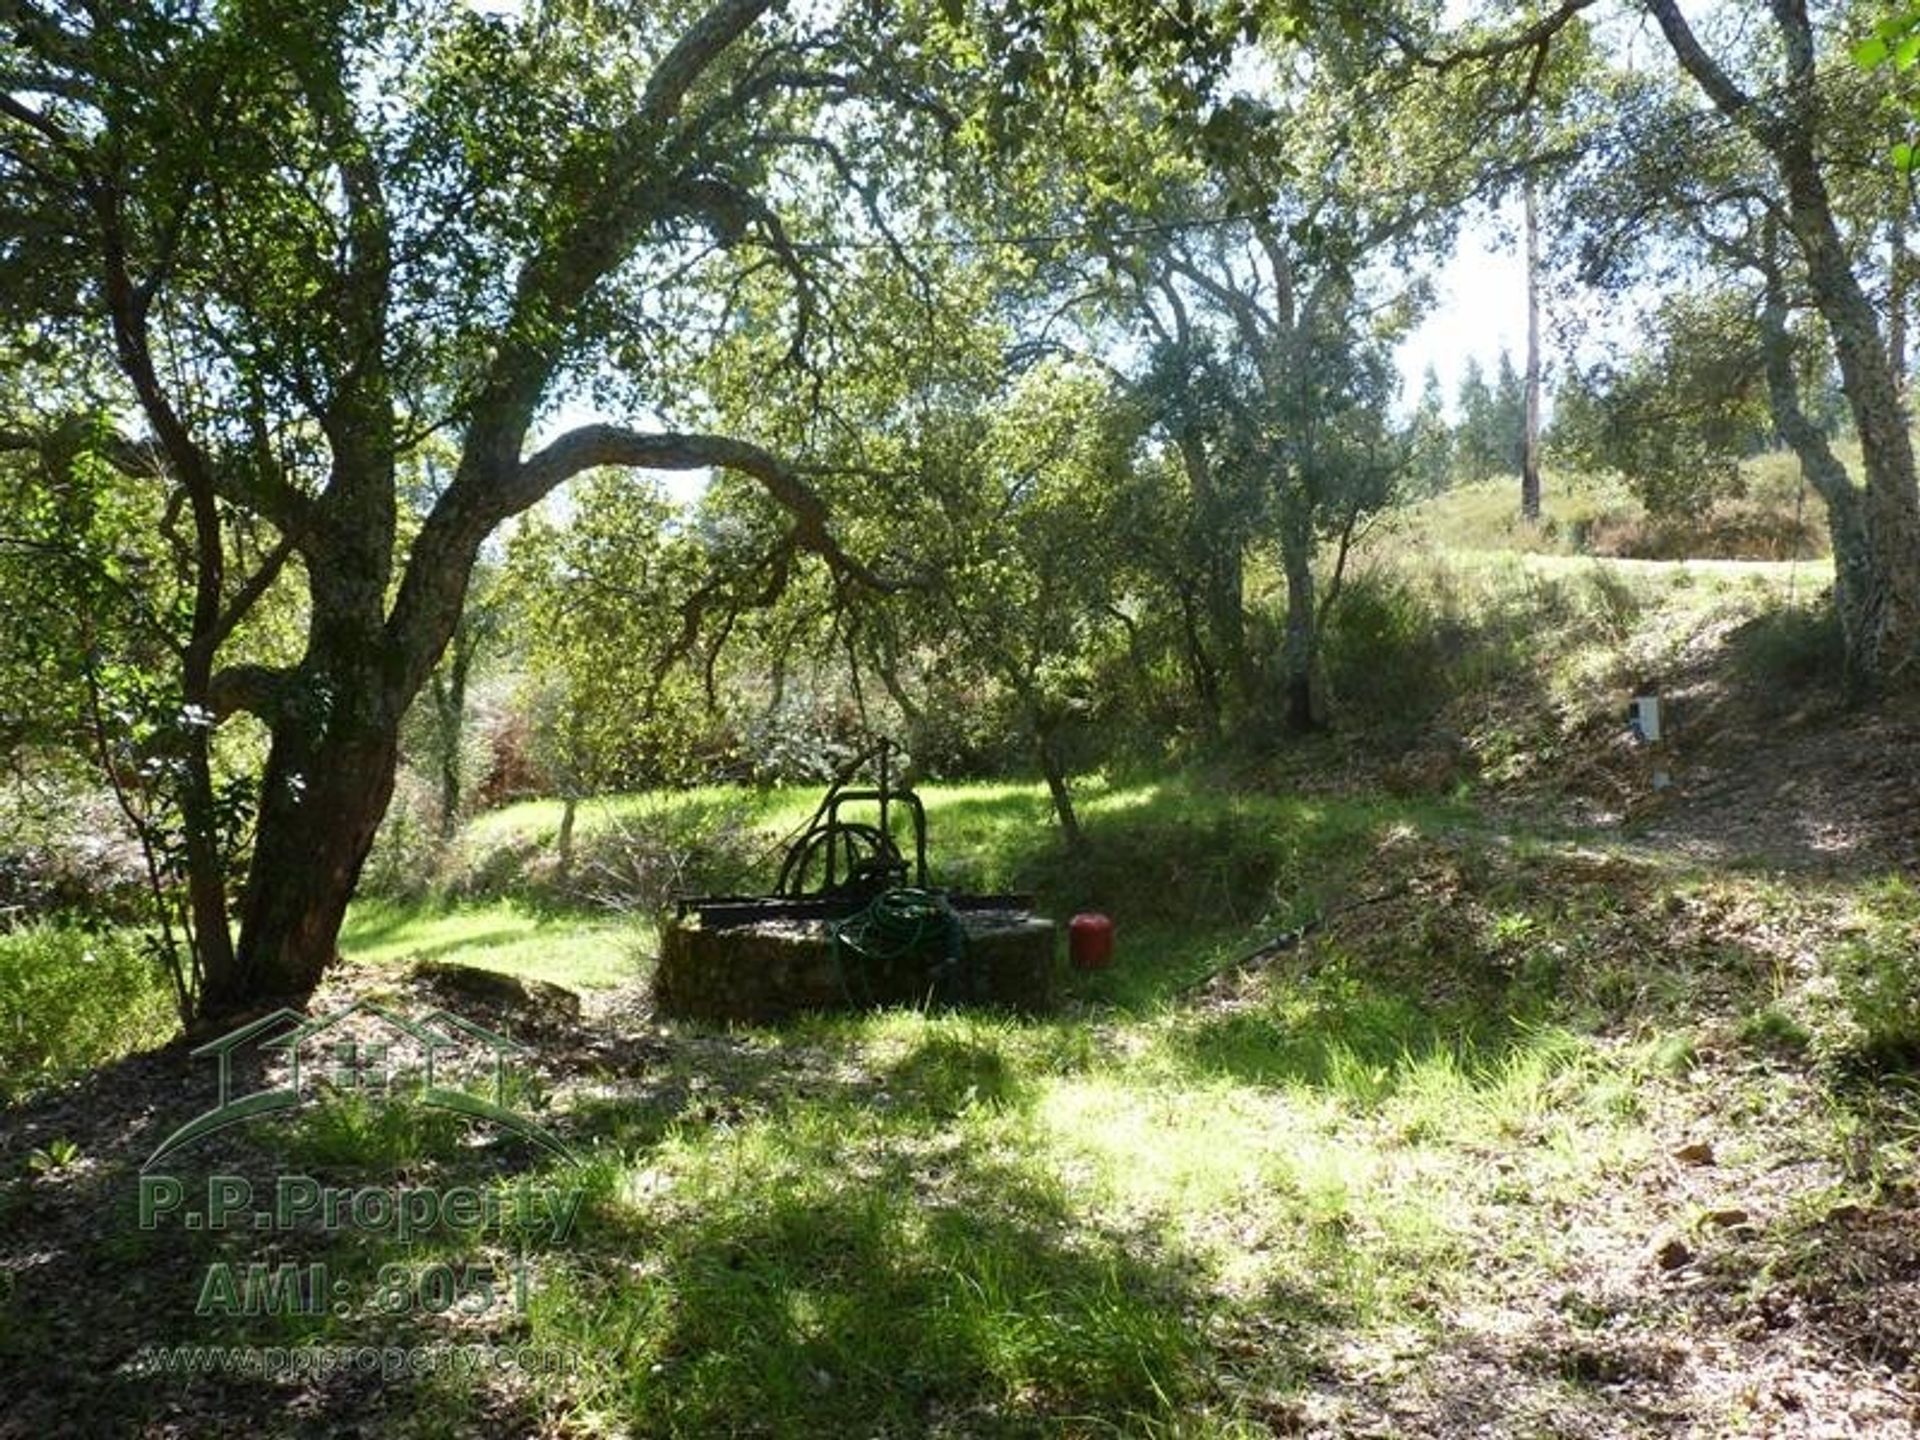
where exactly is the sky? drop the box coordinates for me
[1394,204,1531,418]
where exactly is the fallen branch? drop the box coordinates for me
[1176,881,1412,999]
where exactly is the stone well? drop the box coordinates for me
[654,908,1058,1025]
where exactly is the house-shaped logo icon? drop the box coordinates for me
[144,1000,574,1169]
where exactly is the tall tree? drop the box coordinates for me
[1523,170,1545,521]
[1553,3,1914,683]
[1646,0,1920,683]
[1455,351,1527,481]
[1407,363,1455,495]
[1,0,952,1018]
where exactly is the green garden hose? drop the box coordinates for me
[830,887,978,1007]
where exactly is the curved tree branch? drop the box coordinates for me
[207,663,291,722]
[517,424,897,592]
[1644,0,1758,129]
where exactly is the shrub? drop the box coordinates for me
[1581,564,1644,640]
[1814,879,1920,1077]
[0,924,179,1098]
[1732,605,1846,696]
[1319,572,1452,732]
[359,765,449,901]
[0,776,149,923]
[449,793,768,919]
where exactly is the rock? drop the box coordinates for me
[1672,1140,1716,1166]
[1651,1233,1694,1271]
[1701,1207,1753,1232]
[413,961,582,1028]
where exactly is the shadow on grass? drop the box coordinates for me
[944,784,1468,928]
[357,927,546,967]
[1158,983,1516,1101]
[0,1032,582,1438]
[532,1107,1333,1437]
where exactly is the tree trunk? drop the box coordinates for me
[1760,253,1876,687]
[206,716,401,1017]
[556,794,579,879]
[1175,429,1253,714]
[1279,516,1318,734]
[1521,173,1544,524]
[1782,152,1920,683]
[206,497,413,1019]
[1036,731,1083,853]
[1649,0,1920,683]
[1176,585,1223,738]
[177,739,237,1001]
[430,625,475,840]
[1891,184,1911,393]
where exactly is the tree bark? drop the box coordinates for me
[212,715,401,1013]
[1521,173,1544,523]
[1036,730,1083,853]
[430,616,479,840]
[1759,252,1874,686]
[1176,584,1223,737]
[1778,145,1920,682]
[1279,510,1318,734]
[1891,182,1911,392]
[1648,0,1920,684]
[556,794,579,879]
[1174,426,1253,721]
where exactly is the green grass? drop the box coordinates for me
[8,767,1919,1433]
[0,923,178,1098]
[1403,454,1839,561]
[1399,469,1643,555]
[458,776,1469,919]
[491,892,1760,1435]
[338,897,639,990]
[11,523,1920,1433]
[303,760,1886,1433]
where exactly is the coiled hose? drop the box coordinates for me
[831,887,977,1007]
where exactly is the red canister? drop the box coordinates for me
[1068,912,1114,970]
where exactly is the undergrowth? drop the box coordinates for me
[0,923,177,1098]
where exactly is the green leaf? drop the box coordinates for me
[1855,35,1891,68]
[1894,141,1916,173]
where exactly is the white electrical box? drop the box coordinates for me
[1629,695,1662,744]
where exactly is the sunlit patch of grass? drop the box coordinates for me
[1394,471,1641,555]
[523,1094,1206,1436]
[339,897,637,990]
[1804,876,1920,1076]
[1395,458,1840,563]
[1025,1062,1481,1328]
[269,787,1920,1426]
[0,923,179,1097]
[440,773,1475,957]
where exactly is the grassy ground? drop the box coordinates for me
[339,900,637,991]
[1405,454,1836,561]
[0,925,178,1101]
[5,551,1918,1435]
[6,757,1920,1434]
